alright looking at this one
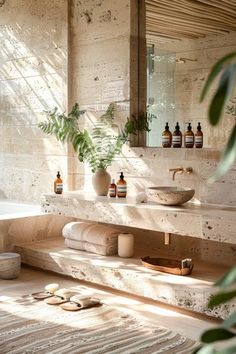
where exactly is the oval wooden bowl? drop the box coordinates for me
[141,256,194,276]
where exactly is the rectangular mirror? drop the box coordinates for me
[143,0,236,148]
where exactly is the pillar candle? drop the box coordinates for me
[118,233,134,258]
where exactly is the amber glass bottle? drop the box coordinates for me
[195,122,203,148]
[117,172,127,198]
[162,122,172,147]
[54,171,63,194]
[172,122,182,148]
[184,123,194,148]
[109,179,117,197]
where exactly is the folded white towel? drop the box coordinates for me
[65,238,118,256]
[62,222,120,246]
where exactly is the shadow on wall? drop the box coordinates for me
[0,0,68,202]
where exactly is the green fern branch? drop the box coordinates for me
[38,102,151,172]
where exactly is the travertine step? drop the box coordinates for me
[15,238,235,319]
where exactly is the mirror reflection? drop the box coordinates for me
[145,0,236,148]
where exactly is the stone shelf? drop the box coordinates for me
[41,192,236,244]
[15,238,234,319]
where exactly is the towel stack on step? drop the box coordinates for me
[62,222,121,256]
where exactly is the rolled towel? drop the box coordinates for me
[65,238,118,256]
[62,222,121,246]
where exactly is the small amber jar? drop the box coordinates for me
[54,171,63,194]
[109,179,117,197]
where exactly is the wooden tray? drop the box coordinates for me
[141,257,194,276]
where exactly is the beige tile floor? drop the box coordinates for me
[1,266,220,341]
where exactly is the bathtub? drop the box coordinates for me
[0,200,73,252]
[0,200,42,220]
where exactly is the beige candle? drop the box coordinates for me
[118,233,134,258]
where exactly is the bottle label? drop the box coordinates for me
[117,185,127,197]
[162,137,171,143]
[195,136,203,143]
[173,136,181,143]
[55,183,63,191]
[185,136,194,143]
[109,187,116,196]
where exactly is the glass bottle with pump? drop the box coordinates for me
[109,179,117,197]
[117,172,127,198]
[184,123,194,148]
[195,122,203,148]
[172,122,182,148]
[54,171,63,194]
[162,122,172,148]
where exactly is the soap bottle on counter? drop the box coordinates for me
[117,172,127,198]
[195,122,203,148]
[54,171,63,194]
[172,122,182,148]
[109,179,117,197]
[162,122,172,148]
[184,123,194,148]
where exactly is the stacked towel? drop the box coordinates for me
[62,222,121,256]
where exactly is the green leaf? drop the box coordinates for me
[215,267,236,288]
[223,310,236,328]
[197,345,236,354]
[208,289,236,309]
[201,328,236,344]
[194,344,215,354]
[215,346,236,354]
[209,125,236,183]
[208,64,236,125]
[201,52,236,101]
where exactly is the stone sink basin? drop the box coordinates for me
[147,186,195,206]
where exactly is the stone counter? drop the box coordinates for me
[15,238,234,319]
[41,192,236,244]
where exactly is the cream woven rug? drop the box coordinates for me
[0,295,198,354]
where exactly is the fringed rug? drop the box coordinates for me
[0,295,198,354]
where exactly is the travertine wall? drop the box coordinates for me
[70,0,236,207]
[0,0,68,201]
[0,0,235,208]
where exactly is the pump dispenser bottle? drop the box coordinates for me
[184,123,194,148]
[172,122,182,148]
[195,122,203,148]
[54,171,63,194]
[117,172,127,198]
[162,122,172,147]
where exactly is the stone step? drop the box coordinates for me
[15,238,234,319]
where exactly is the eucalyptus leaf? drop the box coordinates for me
[208,64,236,125]
[194,344,215,354]
[208,125,236,183]
[223,310,236,329]
[39,102,150,172]
[201,328,235,344]
[208,289,236,309]
[214,346,236,354]
[200,52,236,101]
[215,267,236,288]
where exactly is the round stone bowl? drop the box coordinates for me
[0,253,21,279]
[147,187,195,206]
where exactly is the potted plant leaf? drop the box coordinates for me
[38,103,151,195]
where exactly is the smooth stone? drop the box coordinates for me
[0,253,21,279]
[147,186,195,206]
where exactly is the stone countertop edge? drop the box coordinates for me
[41,192,236,244]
